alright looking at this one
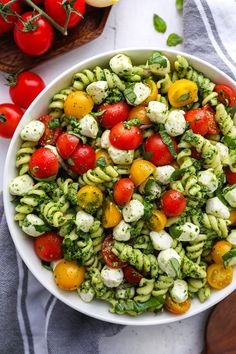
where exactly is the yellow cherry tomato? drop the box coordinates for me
[128,105,151,125]
[130,159,156,186]
[102,199,122,228]
[211,240,232,264]
[96,149,112,166]
[77,185,103,213]
[64,91,94,119]
[142,79,158,106]
[147,210,167,231]
[54,260,85,291]
[207,263,233,289]
[168,79,198,107]
[85,0,119,7]
[229,210,236,225]
[165,295,191,315]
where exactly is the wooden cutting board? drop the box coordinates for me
[202,291,236,354]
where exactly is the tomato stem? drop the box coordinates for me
[0,114,7,123]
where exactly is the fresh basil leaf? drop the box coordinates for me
[41,260,52,272]
[143,200,153,221]
[223,135,236,149]
[123,118,140,129]
[167,33,183,47]
[96,156,106,169]
[223,249,236,268]
[91,109,106,117]
[159,128,177,159]
[143,150,153,160]
[177,92,190,103]
[153,14,167,33]
[176,0,184,11]
[169,226,182,239]
[35,224,50,233]
[124,84,137,105]
[169,168,183,181]
[169,257,180,276]
[147,52,167,68]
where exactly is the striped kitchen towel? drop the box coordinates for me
[183,0,236,79]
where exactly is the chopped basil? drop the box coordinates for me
[169,225,182,239]
[35,224,50,233]
[176,0,184,11]
[124,84,137,105]
[143,150,153,160]
[177,92,190,102]
[223,249,236,267]
[123,118,140,129]
[153,14,167,33]
[48,118,60,129]
[96,156,106,169]
[0,113,6,123]
[91,110,106,117]
[222,135,236,149]
[143,200,153,221]
[41,260,52,271]
[159,125,177,158]
[169,258,180,277]
[167,33,183,47]
[147,52,167,68]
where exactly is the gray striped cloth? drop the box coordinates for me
[1,1,236,353]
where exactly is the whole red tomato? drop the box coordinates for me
[185,109,208,136]
[98,102,130,129]
[56,132,79,159]
[102,235,128,269]
[67,143,96,174]
[144,133,178,166]
[110,122,143,150]
[44,0,85,29]
[0,103,23,138]
[34,231,63,262]
[161,190,186,217]
[14,12,54,56]
[8,71,45,109]
[113,178,134,207]
[0,0,21,34]
[29,147,59,180]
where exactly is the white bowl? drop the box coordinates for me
[3,48,236,326]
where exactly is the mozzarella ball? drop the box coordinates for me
[109,54,133,76]
[77,281,95,303]
[125,83,151,106]
[101,130,111,149]
[113,220,131,241]
[147,53,171,76]
[170,280,188,303]
[86,81,109,104]
[227,230,236,247]
[224,187,236,208]
[78,114,98,139]
[157,248,181,277]
[9,175,34,196]
[197,169,219,193]
[154,165,175,185]
[20,120,45,142]
[108,146,134,165]
[76,210,94,232]
[164,110,186,136]
[122,199,144,223]
[22,214,46,237]
[101,266,124,288]
[206,197,230,219]
[150,230,173,250]
[215,142,229,165]
[177,222,200,242]
[146,101,168,124]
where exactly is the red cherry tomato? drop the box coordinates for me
[144,133,178,166]
[8,71,45,109]
[0,0,21,34]
[0,103,23,139]
[29,147,59,180]
[185,109,208,136]
[56,132,79,160]
[14,12,54,56]
[44,0,85,29]
[215,84,236,107]
[102,235,128,269]
[225,167,236,185]
[109,122,143,150]
[191,147,201,160]
[123,266,143,284]
[113,178,134,207]
[38,115,62,146]
[161,190,186,217]
[97,102,130,129]
[67,143,96,174]
[203,105,220,135]
[34,231,63,262]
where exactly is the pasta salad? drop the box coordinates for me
[9,52,236,316]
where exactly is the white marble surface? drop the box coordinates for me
[0,0,211,352]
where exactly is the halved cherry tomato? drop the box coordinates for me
[229,210,236,225]
[64,91,94,119]
[113,178,134,207]
[144,133,178,166]
[142,79,158,106]
[211,241,232,264]
[147,210,167,231]
[191,147,201,160]
[39,115,62,146]
[128,105,151,125]
[207,263,233,289]
[123,266,143,284]
[102,199,122,228]
[29,147,59,180]
[54,260,85,290]
[0,103,23,139]
[67,143,96,174]
[165,295,191,314]
[102,235,128,269]
[34,231,63,262]
[215,84,236,107]
[0,0,21,34]
[225,167,236,185]
[129,159,156,186]
[97,102,130,129]
[203,104,220,135]
[185,109,208,136]
[109,122,143,150]
[56,132,79,160]
[161,190,186,217]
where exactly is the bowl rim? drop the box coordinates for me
[3,47,236,326]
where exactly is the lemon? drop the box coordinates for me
[85,0,119,7]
